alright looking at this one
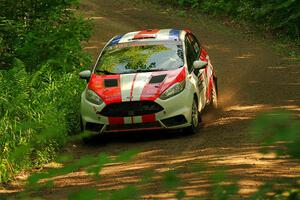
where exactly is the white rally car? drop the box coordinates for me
[79,29,218,135]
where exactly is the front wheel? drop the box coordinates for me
[184,98,201,134]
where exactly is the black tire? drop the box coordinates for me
[82,135,93,144]
[184,98,201,134]
[82,133,100,145]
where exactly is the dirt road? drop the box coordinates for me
[2,0,300,199]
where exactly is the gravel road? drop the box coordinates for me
[2,0,300,199]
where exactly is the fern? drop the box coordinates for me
[0,62,85,182]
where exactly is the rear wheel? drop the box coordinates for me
[185,98,201,134]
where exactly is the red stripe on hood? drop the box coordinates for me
[88,74,122,105]
[130,73,138,101]
[140,68,186,101]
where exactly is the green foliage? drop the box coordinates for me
[0,61,86,182]
[0,0,92,182]
[17,13,92,72]
[175,190,186,199]
[0,0,93,71]
[247,183,273,200]
[249,111,300,199]
[158,0,300,40]
[140,169,155,184]
[109,185,139,200]
[68,188,99,200]
[163,170,181,189]
[251,110,300,159]
[115,149,140,162]
[211,168,239,200]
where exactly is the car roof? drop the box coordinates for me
[108,29,188,47]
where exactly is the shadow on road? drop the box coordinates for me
[83,129,188,146]
[80,108,223,146]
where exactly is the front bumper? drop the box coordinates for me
[81,88,194,134]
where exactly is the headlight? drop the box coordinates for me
[85,89,103,105]
[160,80,186,100]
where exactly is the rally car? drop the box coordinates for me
[79,29,218,135]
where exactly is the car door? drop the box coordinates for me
[184,35,206,110]
[187,33,214,104]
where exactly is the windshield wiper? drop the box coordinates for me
[95,69,116,75]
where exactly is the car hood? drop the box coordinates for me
[88,68,186,104]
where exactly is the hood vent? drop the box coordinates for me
[149,74,166,84]
[104,79,118,87]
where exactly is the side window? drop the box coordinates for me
[185,37,197,72]
[187,34,201,57]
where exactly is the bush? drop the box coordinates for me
[0,0,92,71]
[0,0,92,182]
[0,60,86,182]
[158,0,300,40]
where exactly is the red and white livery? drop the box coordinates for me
[80,29,218,134]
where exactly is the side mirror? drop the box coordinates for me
[79,70,91,80]
[193,60,208,69]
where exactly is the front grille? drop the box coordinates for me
[99,101,164,117]
[106,121,162,131]
[161,115,187,127]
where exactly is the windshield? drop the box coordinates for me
[95,41,184,74]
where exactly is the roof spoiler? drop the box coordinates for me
[132,29,158,40]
